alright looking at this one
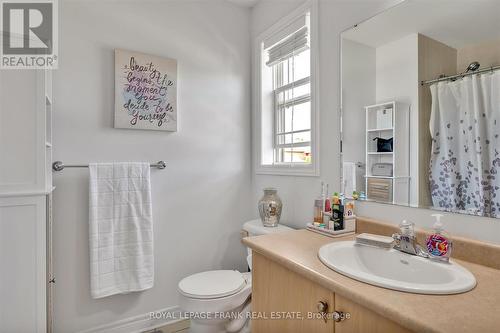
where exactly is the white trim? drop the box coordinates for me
[0,188,55,198]
[277,129,310,136]
[276,142,311,149]
[253,0,320,177]
[274,76,310,94]
[77,306,189,333]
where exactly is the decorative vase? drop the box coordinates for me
[258,188,282,227]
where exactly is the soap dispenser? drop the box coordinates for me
[426,214,452,262]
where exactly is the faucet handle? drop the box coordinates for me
[391,233,401,249]
[415,244,430,258]
[399,220,415,237]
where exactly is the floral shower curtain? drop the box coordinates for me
[429,71,500,218]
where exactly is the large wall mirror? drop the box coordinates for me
[340,0,500,218]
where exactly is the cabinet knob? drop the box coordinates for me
[317,301,329,323]
[333,311,346,323]
[317,301,328,313]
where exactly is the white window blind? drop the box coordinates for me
[266,26,309,67]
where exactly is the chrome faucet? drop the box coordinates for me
[392,221,429,258]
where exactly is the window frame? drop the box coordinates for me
[253,0,320,177]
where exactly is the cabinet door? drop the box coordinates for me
[334,294,412,333]
[252,252,334,333]
[0,196,46,333]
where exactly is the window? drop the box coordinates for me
[254,1,319,176]
[272,47,311,164]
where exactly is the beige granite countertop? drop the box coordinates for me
[243,229,500,333]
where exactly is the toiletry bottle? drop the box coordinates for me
[321,182,326,212]
[322,211,331,228]
[332,192,340,205]
[332,197,344,231]
[314,182,326,223]
[344,201,354,218]
[324,184,331,212]
[314,182,325,224]
[313,199,323,224]
[328,214,335,230]
[426,214,452,262]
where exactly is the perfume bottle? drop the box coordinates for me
[313,199,323,224]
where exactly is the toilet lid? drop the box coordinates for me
[178,270,246,299]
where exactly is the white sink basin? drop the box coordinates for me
[318,241,476,295]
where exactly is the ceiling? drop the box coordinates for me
[62,0,261,8]
[342,0,500,49]
[226,0,260,7]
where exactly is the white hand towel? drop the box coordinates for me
[89,162,154,299]
[342,162,357,196]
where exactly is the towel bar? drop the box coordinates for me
[52,161,166,172]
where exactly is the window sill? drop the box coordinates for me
[255,164,319,177]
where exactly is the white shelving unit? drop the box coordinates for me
[364,101,410,205]
[0,63,53,332]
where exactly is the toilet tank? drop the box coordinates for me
[242,219,294,270]
[242,219,294,237]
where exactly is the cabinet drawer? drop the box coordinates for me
[367,178,392,202]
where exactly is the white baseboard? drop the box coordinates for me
[77,306,189,333]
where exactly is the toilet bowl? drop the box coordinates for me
[177,219,293,333]
[178,270,252,333]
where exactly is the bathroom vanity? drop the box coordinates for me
[243,218,500,333]
[251,251,409,333]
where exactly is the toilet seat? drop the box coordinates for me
[178,271,252,316]
[178,270,246,299]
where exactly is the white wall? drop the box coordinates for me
[250,0,500,244]
[375,34,418,205]
[457,38,500,70]
[341,39,376,191]
[53,1,252,331]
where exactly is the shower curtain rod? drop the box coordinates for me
[421,65,500,86]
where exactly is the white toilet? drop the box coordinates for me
[178,219,293,333]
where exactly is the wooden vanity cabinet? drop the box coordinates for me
[333,295,412,333]
[252,253,334,333]
[252,252,412,333]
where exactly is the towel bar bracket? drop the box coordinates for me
[52,161,64,172]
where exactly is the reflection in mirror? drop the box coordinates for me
[340,0,500,218]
